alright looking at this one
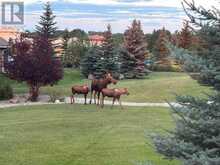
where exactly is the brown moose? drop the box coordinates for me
[90,73,117,105]
[101,88,129,109]
[71,85,89,105]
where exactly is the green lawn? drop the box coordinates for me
[0,104,178,165]
[1,69,212,102]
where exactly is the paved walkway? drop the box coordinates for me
[0,97,178,109]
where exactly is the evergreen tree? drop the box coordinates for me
[81,46,105,78]
[149,1,220,165]
[62,28,70,66]
[153,27,170,64]
[81,25,119,78]
[102,24,119,76]
[36,2,57,41]
[178,21,193,49]
[122,20,148,79]
[119,48,136,79]
[64,40,88,68]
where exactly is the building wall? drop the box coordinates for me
[0,52,4,73]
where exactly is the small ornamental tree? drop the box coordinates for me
[5,36,63,101]
[122,20,148,79]
[5,2,63,101]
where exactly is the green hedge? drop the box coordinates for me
[0,75,13,100]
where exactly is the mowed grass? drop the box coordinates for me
[0,104,179,165]
[1,69,212,102]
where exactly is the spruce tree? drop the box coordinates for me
[36,2,57,41]
[119,48,136,79]
[153,27,170,64]
[149,1,220,165]
[62,28,70,66]
[81,46,105,78]
[178,21,193,49]
[122,20,148,79]
[81,25,119,78]
[102,24,119,76]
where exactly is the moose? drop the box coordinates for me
[101,88,129,109]
[90,73,117,105]
[71,85,89,105]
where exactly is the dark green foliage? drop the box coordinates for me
[69,29,88,40]
[0,77,13,100]
[122,20,149,79]
[35,2,57,40]
[63,40,88,68]
[101,25,119,76]
[81,25,119,78]
[119,48,137,79]
[150,1,220,165]
[112,33,124,47]
[81,46,105,78]
[152,93,220,165]
[146,29,171,53]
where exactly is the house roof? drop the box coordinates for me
[0,37,8,48]
[89,35,105,41]
[0,27,21,41]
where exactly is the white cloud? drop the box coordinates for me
[19,0,220,8]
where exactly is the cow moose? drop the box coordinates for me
[71,85,89,105]
[90,73,117,105]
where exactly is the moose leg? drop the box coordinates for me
[71,94,75,104]
[101,94,105,108]
[94,91,97,104]
[118,98,123,109]
[84,94,87,105]
[111,98,116,109]
[90,90,93,104]
[97,92,101,105]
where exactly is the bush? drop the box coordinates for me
[0,82,13,100]
[151,64,182,72]
[45,87,63,103]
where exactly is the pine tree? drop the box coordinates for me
[153,27,170,64]
[102,24,119,76]
[81,46,105,78]
[36,2,57,41]
[149,1,220,165]
[119,48,136,79]
[81,25,119,78]
[62,29,70,66]
[122,20,148,79]
[178,21,193,49]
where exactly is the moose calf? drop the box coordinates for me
[71,85,89,105]
[101,88,129,109]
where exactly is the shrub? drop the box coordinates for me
[45,87,62,103]
[0,81,13,100]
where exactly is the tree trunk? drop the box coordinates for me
[29,85,40,102]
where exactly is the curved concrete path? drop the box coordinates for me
[0,97,179,109]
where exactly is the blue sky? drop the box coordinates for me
[3,0,218,33]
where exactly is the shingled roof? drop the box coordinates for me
[0,37,8,48]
